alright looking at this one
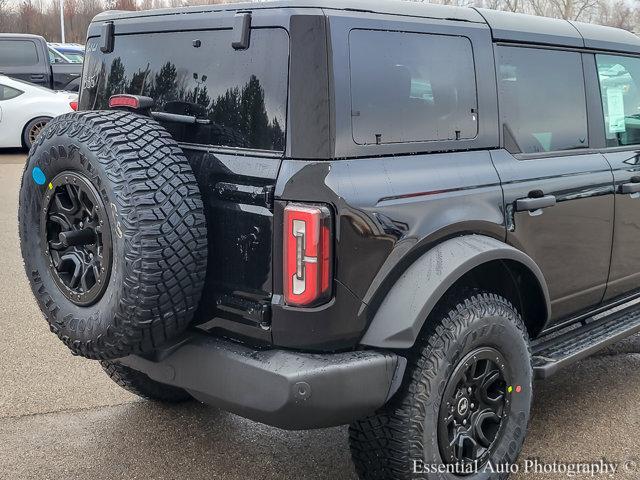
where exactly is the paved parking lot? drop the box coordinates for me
[1,151,639,479]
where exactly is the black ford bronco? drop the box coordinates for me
[18,1,640,478]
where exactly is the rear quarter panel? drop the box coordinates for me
[270,12,504,348]
[274,151,506,341]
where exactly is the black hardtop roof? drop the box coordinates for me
[92,0,640,54]
[476,8,640,54]
[92,0,484,23]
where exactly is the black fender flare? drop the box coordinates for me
[359,235,551,348]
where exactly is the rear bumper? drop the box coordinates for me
[119,333,406,430]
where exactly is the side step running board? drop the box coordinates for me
[532,306,640,379]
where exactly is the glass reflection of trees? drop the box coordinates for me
[98,58,285,151]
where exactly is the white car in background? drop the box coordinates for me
[0,75,77,149]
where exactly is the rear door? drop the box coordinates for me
[0,38,49,86]
[492,45,614,323]
[594,53,640,300]
[50,62,82,91]
[80,22,289,336]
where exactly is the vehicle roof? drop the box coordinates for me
[92,0,640,55]
[92,0,485,23]
[50,46,85,53]
[0,74,78,97]
[0,75,49,93]
[476,8,640,54]
[0,33,46,41]
[571,20,640,53]
[49,43,85,49]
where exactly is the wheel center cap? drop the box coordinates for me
[457,397,469,416]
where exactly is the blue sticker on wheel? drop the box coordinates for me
[32,167,46,186]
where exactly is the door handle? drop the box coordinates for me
[620,181,640,194]
[515,195,556,212]
[30,74,45,81]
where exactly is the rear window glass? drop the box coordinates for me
[80,29,289,152]
[0,85,23,101]
[0,40,39,67]
[349,30,478,145]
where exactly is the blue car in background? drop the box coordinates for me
[48,43,84,63]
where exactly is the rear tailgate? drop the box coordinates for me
[79,15,290,340]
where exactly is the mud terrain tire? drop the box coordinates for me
[349,291,532,480]
[101,360,191,402]
[19,110,208,359]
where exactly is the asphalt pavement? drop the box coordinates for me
[1,151,639,479]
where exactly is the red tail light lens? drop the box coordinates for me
[69,101,78,111]
[108,94,140,109]
[283,203,332,307]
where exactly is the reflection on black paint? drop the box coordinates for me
[81,29,288,152]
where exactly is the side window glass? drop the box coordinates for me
[0,85,23,101]
[497,46,588,154]
[0,40,39,67]
[49,47,68,64]
[596,54,640,147]
[349,30,478,145]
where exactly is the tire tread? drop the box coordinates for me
[101,360,191,402]
[349,291,531,480]
[21,110,208,359]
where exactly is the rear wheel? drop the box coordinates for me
[23,116,51,150]
[101,361,191,403]
[349,291,532,480]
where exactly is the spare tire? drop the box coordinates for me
[18,110,208,359]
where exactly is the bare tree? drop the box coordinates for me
[596,0,635,30]
[0,0,8,31]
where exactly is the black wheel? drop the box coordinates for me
[19,110,208,359]
[23,116,51,150]
[39,171,112,306]
[101,361,191,403]
[349,291,532,480]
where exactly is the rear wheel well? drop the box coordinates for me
[21,116,52,149]
[446,259,547,339]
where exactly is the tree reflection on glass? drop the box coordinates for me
[100,58,285,151]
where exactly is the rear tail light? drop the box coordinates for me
[283,203,332,307]
[109,94,140,109]
[69,101,78,111]
[108,95,154,110]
